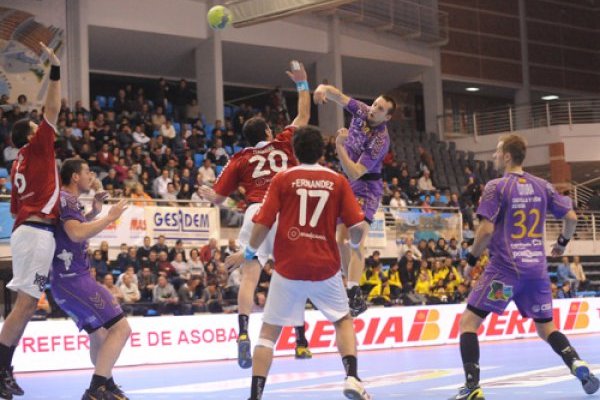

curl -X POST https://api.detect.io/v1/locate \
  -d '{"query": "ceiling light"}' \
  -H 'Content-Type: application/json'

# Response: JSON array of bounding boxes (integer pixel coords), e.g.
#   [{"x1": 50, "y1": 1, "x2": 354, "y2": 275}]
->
[
  {"x1": 465, "y1": 87, "x2": 480, "y2": 92},
  {"x1": 541, "y1": 95, "x2": 559, "y2": 100}
]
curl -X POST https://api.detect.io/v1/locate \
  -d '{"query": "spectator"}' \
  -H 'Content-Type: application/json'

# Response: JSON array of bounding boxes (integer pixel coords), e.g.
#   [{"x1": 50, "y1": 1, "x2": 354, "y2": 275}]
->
[
  {"x1": 188, "y1": 249, "x2": 205, "y2": 278},
  {"x1": 161, "y1": 119, "x2": 177, "y2": 143},
  {"x1": 152, "y1": 106, "x2": 167, "y2": 130},
  {"x1": 463, "y1": 176, "x2": 482, "y2": 207},
  {"x1": 173, "y1": 79, "x2": 192, "y2": 121},
  {"x1": 556, "y1": 256, "x2": 576, "y2": 287},
  {"x1": 415, "y1": 271, "x2": 432, "y2": 297},
  {"x1": 3, "y1": 144, "x2": 18, "y2": 167},
  {"x1": 200, "y1": 279, "x2": 224, "y2": 313},
  {"x1": 131, "y1": 183, "x2": 154, "y2": 206},
  {"x1": 447, "y1": 238, "x2": 460, "y2": 262},
  {"x1": 162, "y1": 182, "x2": 179, "y2": 205},
  {"x1": 153, "y1": 275, "x2": 179, "y2": 314},
  {"x1": 158, "y1": 251, "x2": 177, "y2": 278},
  {"x1": 418, "y1": 145, "x2": 434, "y2": 174},
  {"x1": 96, "y1": 143, "x2": 115, "y2": 171},
  {"x1": 398, "y1": 237, "x2": 421, "y2": 260},
  {"x1": 172, "y1": 252, "x2": 191, "y2": 281},
  {"x1": 133, "y1": 125, "x2": 151, "y2": 145},
  {"x1": 406, "y1": 178, "x2": 421, "y2": 203},
  {"x1": 570, "y1": 256, "x2": 587, "y2": 291},
  {"x1": 207, "y1": 139, "x2": 230, "y2": 166},
  {"x1": 200, "y1": 238, "x2": 218, "y2": 264},
  {"x1": 558, "y1": 281, "x2": 574, "y2": 299},
  {"x1": 420, "y1": 195, "x2": 433, "y2": 214},
  {"x1": 431, "y1": 192, "x2": 446, "y2": 208},
  {"x1": 386, "y1": 263, "x2": 402, "y2": 300},
  {"x1": 102, "y1": 168, "x2": 122, "y2": 190},
  {"x1": 452, "y1": 283, "x2": 469, "y2": 303},
  {"x1": 462, "y1": 223, "x2": 475, "y2": 245},
  {"x1": 198, "y1": 159, "x2": 216, "y2": 186},
  {"x1": 226, "y1": 266, "x2": 241, "y2": 300},
  {"x1": 138, "y1": 266, "x2": 157, "y2": 301},
  {"x1": 418, "y1": 170, "x2": 436, "y2": 193},
  {"x1": 178, "y1": 277, "x2": 205, "y2": 314},
  {"x1": 389, "y1": 190, "x2": 407, "y2": 210},
  {"x1": 115, "y1": 243, "x2": 130, "y2": 271},
  {"x1": 90, "y1": 250, "x2": 108, "y2": 277},
  {"x1": 168, "y1": 239, "x2": 187, "y2": 262},
  {"x1": 103, "y1": 275, "x2": 124, "y2": 304},
  {"x1": 365, "y1": 251, "x2": 381, "y2": 269},
  {"x1": 153, "y1": 169, "x2": 172, "y2": 197},
  {"x1": 137, "y1": 236, "x2": 153, "y2": 261},
  {"x1": 151, "y1": 235, "x2": 169, "y2": 254},
  {"x1": 223, "y1": 239, "x2": 239, "y2": 258},
  {"x1": 119, "y1": 273, "x2": 141, "y2": 304},
  {"x1": 186, "y1": 99, "x2": 202, "y2": 122},
  {"x1": 117, "y1": 265, "x2": 139, "y2": 286}
]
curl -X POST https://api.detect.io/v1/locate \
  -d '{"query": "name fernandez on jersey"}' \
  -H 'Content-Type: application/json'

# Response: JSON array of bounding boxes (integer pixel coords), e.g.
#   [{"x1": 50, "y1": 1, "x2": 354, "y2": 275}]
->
[{"x1": 291, "y1": 179, "x2": 334, "y2": 190}]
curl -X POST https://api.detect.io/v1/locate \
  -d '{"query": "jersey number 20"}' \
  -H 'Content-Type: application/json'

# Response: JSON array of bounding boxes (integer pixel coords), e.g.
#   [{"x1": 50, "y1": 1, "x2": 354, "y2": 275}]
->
[{"x1": 249, "y1": 150, "x2": 288, "y2": 179}]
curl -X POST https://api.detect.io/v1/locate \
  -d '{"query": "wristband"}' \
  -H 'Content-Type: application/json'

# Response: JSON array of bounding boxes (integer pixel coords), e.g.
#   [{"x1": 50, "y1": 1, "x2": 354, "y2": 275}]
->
[
  {"x1": 244, "y1": 246, "x2": 257, "y2": 261},
  {"x1": 50, "y1": 65, "x2": 60, "y2": 81},
  {"x1": 466, "y1": 253, "x2": 479, "y2": 267},
  {"x1": 296, "y1": 80, "x2": 309, "y2": 92},
  {"x1": 557, "y1": 234, "x2": 570, "y2": 247}
]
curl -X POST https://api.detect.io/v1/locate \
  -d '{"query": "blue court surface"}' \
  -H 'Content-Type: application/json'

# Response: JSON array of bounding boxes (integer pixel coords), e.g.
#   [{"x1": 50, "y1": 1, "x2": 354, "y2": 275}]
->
[{"x1": 15, "y1": 334, "x2": 600, "y2": 400}]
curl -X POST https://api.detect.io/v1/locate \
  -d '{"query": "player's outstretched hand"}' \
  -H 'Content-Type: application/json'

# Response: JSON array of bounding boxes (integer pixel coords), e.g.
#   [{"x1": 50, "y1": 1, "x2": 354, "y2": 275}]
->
[
  {"x1": 336, "y1": 127, "x2": 349, "y2": 146},
  {"x1": 39, "y1": 42, "x2": 60, "y2": 66},
  {"x1": 224, "y1": 251, "x2": 245, "y2": 272},
  {"x1": 286, "y1": 60, "x2": 307, "y2": 83},
  {"x1": 198, "y1": 185, "x2": 218, "y2": 204},
  {"x1": 313, "y1": 84, "x2": 328, "y2": 104},
  {"x1": 92, "y1": 192, "x2": 110, "y2": 215},
  {"x1": 107, "y1": 199, "x2": 128, "y2": 222},
  {"x1": 551, "y1": 242, "x2": 566, "y2": 257}
]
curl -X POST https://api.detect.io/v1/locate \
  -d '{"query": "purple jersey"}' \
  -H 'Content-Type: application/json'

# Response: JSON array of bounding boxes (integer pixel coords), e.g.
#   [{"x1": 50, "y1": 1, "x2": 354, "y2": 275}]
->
[
  {"x1": 52, "y1": 190, "x2": 89, "y2": 278},
  {"x1": 344, "y1": 99, "x2": 390, "y2": 221},
  {"x1": 477, "y1": 172, "x2": 572, "y2": 278}
]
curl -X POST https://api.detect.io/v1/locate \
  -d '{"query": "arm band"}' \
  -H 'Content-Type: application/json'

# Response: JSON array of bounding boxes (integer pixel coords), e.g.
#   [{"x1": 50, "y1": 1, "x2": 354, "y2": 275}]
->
[
  {"x1": 244, "y1": 246, "x2": 257, "y2": 261},
  {"x1": 50, "y1": 65, "x2": 60, "y2": 81},
  {"x1": 296, "y1": 81, "x2": 309, "y2": 92},
  {"x1": 557, "y1": 234, "x2": 570, "y2": 247}
]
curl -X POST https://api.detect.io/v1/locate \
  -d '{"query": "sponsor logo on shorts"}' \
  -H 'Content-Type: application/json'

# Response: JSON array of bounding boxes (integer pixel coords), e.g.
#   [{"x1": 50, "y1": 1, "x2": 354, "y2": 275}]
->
[
  {"x1": 531, "y1": 303, "x2": 552, "y2": 313},
  {"x1": 487, "y1": 280, "x2": 513, "y2": 301},
  {"x1": 33, "y1": 273, "x2": 48, "y2": 292}
]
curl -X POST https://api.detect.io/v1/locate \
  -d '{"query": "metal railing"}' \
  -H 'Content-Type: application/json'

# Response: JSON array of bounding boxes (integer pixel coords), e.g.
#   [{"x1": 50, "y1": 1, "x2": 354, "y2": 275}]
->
[
  {"x1": 331, "y1": 0, "x2": 449, "y2": 46},
  {"x1": 440, "y1": 98, "x2": 600, "y2": 138}
]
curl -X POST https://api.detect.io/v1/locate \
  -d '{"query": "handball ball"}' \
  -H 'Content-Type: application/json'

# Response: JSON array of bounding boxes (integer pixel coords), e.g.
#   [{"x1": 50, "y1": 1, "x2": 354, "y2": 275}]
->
[{"x1": 207, "y1": 5, "x2": 232, "y2": 30}]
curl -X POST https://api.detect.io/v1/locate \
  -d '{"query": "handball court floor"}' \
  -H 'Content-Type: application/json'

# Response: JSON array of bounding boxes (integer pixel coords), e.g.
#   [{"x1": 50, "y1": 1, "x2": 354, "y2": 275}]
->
[{"x1": 15, "y1": 334, "x2": 600, "y2": 400}]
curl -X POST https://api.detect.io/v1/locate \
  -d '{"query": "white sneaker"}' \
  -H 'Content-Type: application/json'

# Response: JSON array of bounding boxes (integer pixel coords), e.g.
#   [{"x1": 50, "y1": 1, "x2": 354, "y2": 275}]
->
[{"x1": 343, "y1": 376, "x2": 371, "y2": 400}]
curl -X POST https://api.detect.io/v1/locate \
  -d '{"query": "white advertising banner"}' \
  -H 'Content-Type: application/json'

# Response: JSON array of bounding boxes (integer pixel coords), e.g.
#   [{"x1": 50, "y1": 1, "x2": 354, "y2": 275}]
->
[
  {"x1": 7, "y1": 298, "x2": 599, "y2": 373},
  {"x1": 89, "y1": 206, "x2": 148, "y2": 247}
]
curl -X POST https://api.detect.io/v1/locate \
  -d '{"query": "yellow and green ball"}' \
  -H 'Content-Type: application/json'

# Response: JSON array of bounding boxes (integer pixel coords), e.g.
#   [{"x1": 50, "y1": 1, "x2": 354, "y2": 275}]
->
[{"x1": 207, "y1": 5, "x2": 232, "y2": 30}]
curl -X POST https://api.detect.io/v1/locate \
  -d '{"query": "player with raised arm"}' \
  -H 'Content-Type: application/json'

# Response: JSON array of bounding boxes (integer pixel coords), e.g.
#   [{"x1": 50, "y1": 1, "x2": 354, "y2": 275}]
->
[
  {"x1": 450, "y1": 134, "x2": 599, "y2": 400},
  {"x1": 0, "y1": 43, "x2": 61, "y2": 399},
  {"x1": 240, "y1": 125, "x2": 370, "y2": 400},
  {"x1": 313, "y1": 84, "x2": 395, "y2": 316},
  {"x1": 51, "y1": 159, "x2": 131, "y2": 400},
  {"x1": 199, "y1": 60, "x2": 313, "y2": 368}
]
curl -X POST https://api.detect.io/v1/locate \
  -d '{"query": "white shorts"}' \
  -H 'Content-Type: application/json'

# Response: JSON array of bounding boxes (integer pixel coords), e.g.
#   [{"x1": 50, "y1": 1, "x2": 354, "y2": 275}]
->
[
  {"x1": 263, "y1": 270, "x2": 350, "y2": 327},
  {"x1": 238, "y1": 203, "x2": 277, "y2": 266},
  {"x1": 9, "y1": 224, "x2": 56, "y2": 299}
]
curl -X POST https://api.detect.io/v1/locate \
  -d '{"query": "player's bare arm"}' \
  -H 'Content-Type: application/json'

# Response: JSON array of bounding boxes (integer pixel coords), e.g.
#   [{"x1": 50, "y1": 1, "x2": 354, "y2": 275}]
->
[
  {"x1": 552, "y1": 210, "x2": 577, "y2": 257},
  {"x1": 287, "y1": 60, "x2": 311, "y2": 127},
  {"x1": 313, "y1": 84, "x2": 351, "y2": 107},
  {"x1": 469, "y1": 218, "x2": 494, "y2": 259},
  {"x1": 198, "y1": 185, "x2": 227, "y2": 206},
  {"x1": 335, "y1": 128, "x2": 367, "y2": 181},
  {"x1": 39, "y1": 42, "x2": 61, "y2": 125},
  {"x1": 224, "y1": 223, "x2": 271, "y2": 270},
  {"x1": 64, "y1": 200, "x2": 127, "y2": 243}
]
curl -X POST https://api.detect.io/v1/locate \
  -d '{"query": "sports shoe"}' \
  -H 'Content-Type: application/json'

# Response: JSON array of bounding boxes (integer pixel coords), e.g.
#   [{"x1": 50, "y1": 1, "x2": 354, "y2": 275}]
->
[
  {"x1": 237, "y1": 333, "x2": 252, "y2": 369},
  {"x1": 347, "y1": 287, "x2": 367, "y2": 317},
  {"x1": 449, "y1": 385, "x2": 485, "y2": 400},
  {"x1": 572, "y1": 360, "x2": 600, "y2": 395},
  {"x1": 0, "y1": 366, "x2": 22, "y2": 396},
  {"x1": 295, "y1": 346, "x2": 313, "y2": 360},
  {"x1": 106, "y1": 383, "x2": 129, "y2": 400},
  {"x1": 343, "y1": 376, "x2": 371, "y2": 400},
  {"x1": 81, "y1": 385, "x2": 123, "y2": 400}
]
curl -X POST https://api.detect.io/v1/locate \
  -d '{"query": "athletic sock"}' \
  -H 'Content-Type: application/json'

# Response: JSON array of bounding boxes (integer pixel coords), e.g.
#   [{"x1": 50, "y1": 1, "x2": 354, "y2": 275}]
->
[
  {"x1": 239, "y1": 314, "x2": 249, "y2": 336},
  {"x1": 295, "y1": 325, "x2": 308, "y2": 348},
  {"x1": 460, "y1": 332, "x2": 480, "y2": 389},
  {"x1": 342, "y1": 355, "x2": 359, "y2": 380},
  {"x1": 547, "y1": 331, "x2": 580, "y2": 370},
  {"x1": 250, "y1": 375, "x2": 266, "y2": 400},
  {"x1": 347, "y1": 281, "x2": 359, "y2": 289},
  {"x1": 8, "y1": 346, "x2": 15, "y2": 367},
  {"x1": 89, "y1": 374, "x2": 107, "y2": 391},
  {"x1": 0, "y1": 344, "x2": 11, "y2": 369}
]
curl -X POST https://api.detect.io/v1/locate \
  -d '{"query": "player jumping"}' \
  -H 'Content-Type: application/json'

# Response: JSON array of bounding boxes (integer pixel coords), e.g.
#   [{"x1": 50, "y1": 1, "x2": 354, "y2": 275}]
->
[
  {"x1": 0, "y1": 43, "x2": 61, "y2": 399},
  {"x1": 51, "y1": 159, "x2": 131, "y2": 400},
  {"x1": 238, "y1": 125, "x2": 370, "y2": 400},
  {"x1": 313, "y1": 85, "x2": 395, "y2": 316},
  {"x1": 199, "y1": 60, "x2": 312, "y2": 368},
  {"x1": 451, "y1": 134, "x2": 599, "y2": 400}
]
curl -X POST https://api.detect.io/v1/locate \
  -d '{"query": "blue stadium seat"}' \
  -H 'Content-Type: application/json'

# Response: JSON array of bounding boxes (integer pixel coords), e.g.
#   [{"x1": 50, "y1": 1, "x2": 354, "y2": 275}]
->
[
  {"x1": 173, "y1": 122, "x2": 181, "y2": 135},
  {"x1": 166, "y1": 103, "x2": 173, "y2": 117},
  {"x1": 153, "y1": 130, "x2": 160, "y2": 138},
  {"x1": 194, "y1": 153, "x2": 205, "y2": 167},
  {"x1": 216, "y1": 165, "x2": 224, "y2": 176},
  {"x1": 5, "y1": 182, "x2": 11, "y2": 192},
  {"x1": 0, "y1": 168, "x2": 8, "y2": 178},
  {"x1": 225, "y1": 146, "x2": 233, "y2": 155},
  {"x1": 224, "y1": 106, "x2": 232, "y2": 119},
  {"x1": 234, "y1": 145, "x2": 243, "y2": 153},
  {"x1": 107, "y1": 96, "x2": 116, "y2": 109}
]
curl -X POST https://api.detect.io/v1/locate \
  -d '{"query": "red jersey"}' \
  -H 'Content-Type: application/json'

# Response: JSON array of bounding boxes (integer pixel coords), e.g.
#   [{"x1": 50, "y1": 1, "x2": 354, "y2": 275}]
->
[
  {"x1": 213, "y1": 126, "x2": 297, "y2": 203},
  {"x1": 10, "y1": 118, "x2": 60, "y2": 230},
  {"x1": 253, "y1": 164, "x2": 364, "y2": 281}
]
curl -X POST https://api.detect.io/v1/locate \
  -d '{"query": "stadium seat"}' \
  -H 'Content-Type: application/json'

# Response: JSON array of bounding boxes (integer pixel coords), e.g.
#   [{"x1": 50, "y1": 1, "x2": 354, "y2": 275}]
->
[
  {"x1": 0, "y1": 168, "x2": 8, "y2": 178},
  {"x1": 173, "y1": 122, "x2": 181, "y2": 134},
  {"x1": 194, "y1": 153, "x2": 205, "y2": 167},
  {"x1": 216, "y1": 165, "x2": 224, "y2": 176},
  {"x1": 225, "y1": 146, "x2": 233, "y2": 155},
  {"x1": 95, "y1": 95, "x2": 107, "y2": 110},
  {"x1": 107, "y1": 96, "x2": 116, "y2": 109},
  {"x1": 234, "y1": 145, "x2": 243, "y2": 153}
]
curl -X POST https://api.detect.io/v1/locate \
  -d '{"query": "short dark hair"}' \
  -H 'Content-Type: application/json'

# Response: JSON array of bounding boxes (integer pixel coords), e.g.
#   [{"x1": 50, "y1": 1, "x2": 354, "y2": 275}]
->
[
  {"x1": 380, "y1": 95, "x2": 397, "y2": 116},
  {"x1": 11, "y1": 118, "x2": 32, "y2": 149},
  {"x1": 242, "y1": 117, "x2": 269, "y2": 146},
  {"x1": 293, "y1": 126, "x2": 324, "y2": 164},
  {"x1": 500, "y1": 134, "x2": 527, "y2": 165},
  {"x1": 60, "y1": 158, "x2": 87, "y2": 185}
]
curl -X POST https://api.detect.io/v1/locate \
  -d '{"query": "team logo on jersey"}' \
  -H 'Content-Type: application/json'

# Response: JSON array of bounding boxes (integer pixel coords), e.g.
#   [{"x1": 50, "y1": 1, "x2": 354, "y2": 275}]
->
[
  {"x1": 33, "y1": 273, "x2": 48, "y2": 292},
  {"x1": 517, "y1": 183, "x2": 534, "y2": 196},
  {"x1": 57, "y1": 249, "x2": 73, "y2": 271},
  {"x1": 288, "y1": 227, "x2": 300, "y2": 241},
  {"x1": 487, "y1": 280, "x2": 513, "y2": 301}
]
